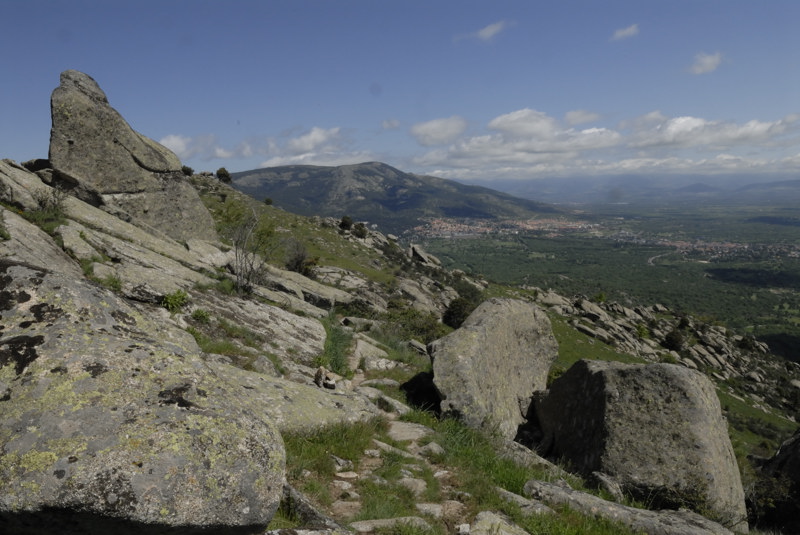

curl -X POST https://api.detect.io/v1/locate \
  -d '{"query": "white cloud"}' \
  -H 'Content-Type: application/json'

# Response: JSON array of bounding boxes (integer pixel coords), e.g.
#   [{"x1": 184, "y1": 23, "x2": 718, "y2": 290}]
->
[
  {"x1": 565, "y1": 109, "x2": 601, "y2": 126},
  {"x1": 477, "y1": 21, "x2": 507, "y2": 41},
  {"x1": 455, "y1": 20, "x2": 511, "y2": 43},
  {"x1": 488, "y1": 108, "x2": 558, "y2": 138},
  {"x1": 382, "y1": 119, "x2": 400, "y2": 130},
  {"x1": 286, "y1": 126, "x2": 342, "y2": 154},
  {"x1": 160, "y1": 134, "x2": 192, "y2": 158},
  {"x1": 690, "y1": 51, "x2": 723, "y2": 74},
  {"x1": 611, "y1": 23, "x2": 639, "y2": 41},
  {"x1": 629, "y1": 113, "x2": 796, "y2": 149},
  {"x1": 411, "y1": 116, "x2": 468, "y2": 146},
  {"x1": 410, "y1": 108, "x2": 799, "y2": 180},
  {"x1": 159, "y1": 133, "x2": 244, "y2": 161}
]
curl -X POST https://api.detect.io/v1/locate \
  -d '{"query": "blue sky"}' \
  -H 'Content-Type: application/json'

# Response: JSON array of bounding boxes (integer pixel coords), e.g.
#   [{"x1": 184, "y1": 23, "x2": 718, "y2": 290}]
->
[{"x1": 2, "y1": 0, "x2": 798, "y2": 183}]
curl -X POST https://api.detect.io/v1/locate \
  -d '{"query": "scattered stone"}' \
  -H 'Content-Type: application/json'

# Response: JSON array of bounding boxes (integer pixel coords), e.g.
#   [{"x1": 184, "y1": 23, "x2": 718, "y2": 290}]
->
[
  {"x1": 470, "y1": 511, "x2": 530, "y2": 535},
  {"x1": 349, "y1": 516, "x2": 431, "y2": 533},
  {"x1": 387, "y1": 421, "x2": 434, "y2": 443},
  {"x1": 420, "y1": 442, "x2": 446, "y2": 457},
  {"x1": 415, "y1": 503, "x2": 443, "y2": 518},
  {"x1": 398, "y1": 477, "x2": 427, "y2": 496}
]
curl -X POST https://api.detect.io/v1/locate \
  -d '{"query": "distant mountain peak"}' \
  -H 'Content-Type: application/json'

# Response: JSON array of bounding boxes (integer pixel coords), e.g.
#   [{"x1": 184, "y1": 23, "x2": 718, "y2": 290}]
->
[{"x1": 231, "y1": 162, "x2": 558, "y2": 234}]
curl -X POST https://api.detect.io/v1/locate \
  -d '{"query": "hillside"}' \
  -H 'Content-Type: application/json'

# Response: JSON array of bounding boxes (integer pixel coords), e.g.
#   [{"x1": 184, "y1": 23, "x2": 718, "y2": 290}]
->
[
  {"x1": 3, "y1": 70, "x2": 800, "y2": 535},
  {"x1": 231, "y1": 162, "x2": 560, "y2": 235}
]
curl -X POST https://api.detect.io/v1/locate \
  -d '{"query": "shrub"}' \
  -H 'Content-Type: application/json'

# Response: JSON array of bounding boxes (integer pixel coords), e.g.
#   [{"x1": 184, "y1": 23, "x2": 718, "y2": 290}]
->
[
  {"x1": 191, "y1": 308, "x2": 211, "y2": 323},
  {"x1": 25, "y1": 185, "x2": 69, "y2": 235},
  {"x1": 352, "y1": 222, "x2": 368, "y2": 239},
  {"x1": 162, "y1": 289, "x2": 189, "y2": 313},
  {"x1": 284, "y1": 238, "x2": 319, "y2": 277},
  {"x1": 442, "y1": 296, "x2": 474, "y2": 328},
  {"x1": 217, "y1": 199, "x2": 276, "y2": 293},
  {"x1": 181, "y1": 165, "x2": 194, "y2": 176},
  {"x1": 339, "y1": 215, "x2": 353, "y2": 231},
  {"x1": 216, "y1": 167, "x2": 231, "y2": 182},
  {"x1": 662, "y1": 328, "x2": 684, "y2": 351},
  {"x1": 382, "y1": 306, "x2": 450, "y2": 344},
  {"x1": 0, "y1": 210, "x2": 10, "y2": 241}
]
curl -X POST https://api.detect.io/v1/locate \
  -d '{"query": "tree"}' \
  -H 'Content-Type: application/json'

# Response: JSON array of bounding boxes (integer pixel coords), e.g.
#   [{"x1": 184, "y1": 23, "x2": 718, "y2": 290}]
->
[
  {"x1": 181, "y1": 165, "x2": 194, "y2": 176},
  {"x1": 663, "y1": 328, "x2": 685, "y2": 351},
  {"x1": 218, "y1": 199, "x2": 275, "y2": 293},
  {"x1": 216, "y1": 167, "x2": 231, "y2": 183},
  {"x1": 352, "y1": 222, "x2": 368, "y2": 239},
  {"x1": 339, "y1": 215, "x2": 353, "y2": 231},
  {"x1": 284, "y1": 238, "x2": 319, "y2": 278}
]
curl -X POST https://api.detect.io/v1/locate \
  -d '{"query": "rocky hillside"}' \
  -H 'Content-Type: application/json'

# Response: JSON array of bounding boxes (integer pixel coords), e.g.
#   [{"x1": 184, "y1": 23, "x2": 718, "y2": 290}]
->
[
  {"x1": 231, "y1": 162, "x2": 559, "y2": 236},
  {"x1": 1, "y1": 70, "x2": 799, "y2": 535}
]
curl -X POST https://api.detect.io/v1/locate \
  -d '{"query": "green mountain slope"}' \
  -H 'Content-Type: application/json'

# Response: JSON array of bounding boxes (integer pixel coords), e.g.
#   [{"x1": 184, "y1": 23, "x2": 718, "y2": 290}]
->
[{"x1": 231, "y1": 161, "x2": 559, "y2": 235}]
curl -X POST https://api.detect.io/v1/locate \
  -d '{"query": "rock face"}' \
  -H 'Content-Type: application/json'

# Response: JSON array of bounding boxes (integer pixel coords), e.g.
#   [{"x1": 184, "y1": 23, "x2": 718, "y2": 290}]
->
[
  {"x1": 535, "y1": 360, "x2": 748, "y2": 533},
  {"x1": 429, "y1": 298, "x2": 558, "y2": 439},
  {"x1": 759, "y1": 429, "x2": 800, "y2": 532},
  {"x1": 49, "y1": 70, "x2": 216, "y2": 242},
  {"x1": 0, "y1": 261, "x2": 285, "y2": 534}
]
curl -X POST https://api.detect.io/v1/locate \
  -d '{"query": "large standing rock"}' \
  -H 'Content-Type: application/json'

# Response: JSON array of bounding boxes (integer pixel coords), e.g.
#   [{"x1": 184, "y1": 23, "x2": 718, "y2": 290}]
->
[
  {"x1": 0, "y1": 261, "x2": 284, "y2": 534},
  {"x1": 429, "y1": 298, "x2": 558, "y2": 439},
  {"x1": 534, "y1": 359, "x2": 748, "y2": 533},
  {"x1": 48, "y1": 70, "x2": 217, "y2": 242}
]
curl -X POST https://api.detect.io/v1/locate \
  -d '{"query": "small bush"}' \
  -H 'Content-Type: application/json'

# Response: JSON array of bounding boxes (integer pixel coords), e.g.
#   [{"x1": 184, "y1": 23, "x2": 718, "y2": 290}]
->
[
  {"x1": 662, "y1": 328, "x2": 684, "y2": 351},
  {"x1": 99, "y1": 274, "x2": 122, "y2": 292},
  {"x1": 181, "y1": 165, "x2": 194, "y2": 176},
  {"x1": 162, "y1": 289, "x2": 189, "y2": 313},
  {"x1": 339, "y1": 215, "x2": 354, "y2": 231},
  {"x1": 0, "y1": 210, "x2": 10, "y2": 241},
  {"x1": 216, "y1": 167, "x2": 231, "y2": 182},
  {"x1": 24, "y1": 185, "x2": 69, "y2": 235},
  {"x1": 191, "y1": 308, "x2": 211, "y2": 323},
  {"x1": 352, "y1": 222, "x2": 368, "y2": 239}
]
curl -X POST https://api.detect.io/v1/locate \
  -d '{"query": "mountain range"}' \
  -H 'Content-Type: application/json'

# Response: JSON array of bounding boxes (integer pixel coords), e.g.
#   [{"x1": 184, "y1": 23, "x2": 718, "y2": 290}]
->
[
  {"x1": 231, "y1": 162, "x2": 559, "y2": 235},
  {"x1": 476, "y1": 174, "x2": 800, "y2": 205}
]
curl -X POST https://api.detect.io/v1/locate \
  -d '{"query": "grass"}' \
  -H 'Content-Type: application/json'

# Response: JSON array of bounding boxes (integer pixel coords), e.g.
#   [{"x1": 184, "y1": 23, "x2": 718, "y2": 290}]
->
[
  {"x1": 280, "y1": 409, "x2": 642, "y2": 535},
  {"x1": 315, "y1": 314, "x2": 354, "y2": 376}
]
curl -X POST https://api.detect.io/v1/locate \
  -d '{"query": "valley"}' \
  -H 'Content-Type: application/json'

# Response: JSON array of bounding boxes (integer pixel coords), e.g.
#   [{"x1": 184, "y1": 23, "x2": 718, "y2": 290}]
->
[{"x1": 416, "y1": 203, "x2": 800, "y2": 362}]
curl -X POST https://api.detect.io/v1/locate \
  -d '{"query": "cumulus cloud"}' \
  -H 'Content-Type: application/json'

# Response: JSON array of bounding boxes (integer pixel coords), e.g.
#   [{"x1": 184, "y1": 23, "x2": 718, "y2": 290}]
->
[
  {"x1": 286, "y1": 126, "x2": 342, "y2": 154},
  {"x1": 411, "y1": 116, "x2": 468, "y2": 146},
  {"x1": 690, "y1": 51, "x2": 723, "y2": 74},
  {"x1": 565, "y1": 109, "x2": 601, "y2": 126},
  {"x1": 382, "y1": 119, "x2": 400, "y2": 130},
  {"x1": 611, "y1": 23, "x2": 639, "y2": 41},
  {"x1": 488, "y1": 108, "x2": 558, "y2": 138},
  {"x1": 159, "y1": 133, "x2": 249, "y2": 161},
  {"x1": 629, "y1": 112, "x2": 796, "y2": 149},
  {"x1": 410, "y1": 108, "x2": 799, "y2": 180}
]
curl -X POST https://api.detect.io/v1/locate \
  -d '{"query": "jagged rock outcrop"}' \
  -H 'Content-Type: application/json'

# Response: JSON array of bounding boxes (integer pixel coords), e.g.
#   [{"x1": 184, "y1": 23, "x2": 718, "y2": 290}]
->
[
  {"x1": 0, "y1": 207, "x2": 82, "y2": 278},
  {"x1": 0, "y1": 261, "x2": 285, "y2": 534},
  {"x1": 534, "y1": 359, "x2": 748, "y2": 532},
  {"x1": 428, "y1": 298, "x2": 558, "y2": 439},
  {"x1": 48, "y1": 70, "x2": 216, "y2": 242}
]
